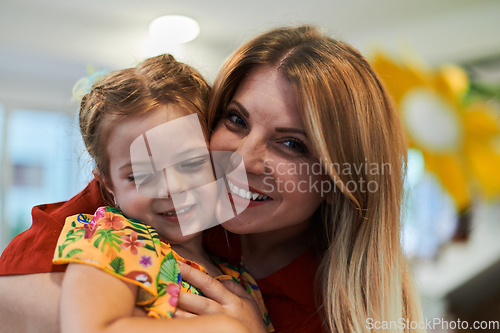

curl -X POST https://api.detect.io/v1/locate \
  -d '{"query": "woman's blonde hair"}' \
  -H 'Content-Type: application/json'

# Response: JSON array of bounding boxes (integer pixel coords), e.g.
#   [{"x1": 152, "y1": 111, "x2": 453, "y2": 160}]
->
[
  {"x1": 79, "y1": 54, "x2": 211, "y2": 203},
  {"x1": 208, "y1": 26, "x2": 423, "y2": 333}
]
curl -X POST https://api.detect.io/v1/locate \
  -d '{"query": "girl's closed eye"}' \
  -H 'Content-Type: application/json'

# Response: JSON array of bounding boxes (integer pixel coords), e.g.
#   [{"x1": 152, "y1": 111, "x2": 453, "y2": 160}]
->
[
  {"x1": 127, "y1": 173, "x2": 154, "y2": 184},
  {"x1": 178, "y1": 156, "x2": 209, "y2": 173}
]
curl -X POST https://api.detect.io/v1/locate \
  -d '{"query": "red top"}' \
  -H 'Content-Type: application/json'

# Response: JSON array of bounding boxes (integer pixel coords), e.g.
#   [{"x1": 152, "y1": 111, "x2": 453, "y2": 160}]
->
[{"x1": 0, "y1": 179, "x2": 325, "y2": 332}]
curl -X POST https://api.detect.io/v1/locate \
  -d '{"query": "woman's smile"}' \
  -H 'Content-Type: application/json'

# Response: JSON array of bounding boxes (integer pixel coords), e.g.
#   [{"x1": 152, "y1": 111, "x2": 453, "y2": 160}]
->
[{"x1": 225, "y1": 176, "x2": 272, "y2": 209}]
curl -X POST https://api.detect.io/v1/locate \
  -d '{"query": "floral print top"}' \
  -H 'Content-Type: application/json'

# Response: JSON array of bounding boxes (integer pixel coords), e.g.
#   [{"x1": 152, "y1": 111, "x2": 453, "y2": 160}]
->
[{"x1": 53, "y1": 206, "x2": 273, "y2": 331}]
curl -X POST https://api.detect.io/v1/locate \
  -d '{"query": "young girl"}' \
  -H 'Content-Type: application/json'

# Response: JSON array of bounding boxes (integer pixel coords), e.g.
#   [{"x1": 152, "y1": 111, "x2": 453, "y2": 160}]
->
[{"x1": 52, "y1": 54, "x2": 272, "y2": 333}]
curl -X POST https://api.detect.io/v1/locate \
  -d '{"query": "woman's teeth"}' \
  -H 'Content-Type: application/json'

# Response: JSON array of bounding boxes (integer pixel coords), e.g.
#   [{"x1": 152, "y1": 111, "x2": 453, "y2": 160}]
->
[
  {"x1": 161, "y1": 205, "x2": 194, "y2": 216},
  {"x1": 227, "y1": 180, "x2": 268, "y2": 201}
]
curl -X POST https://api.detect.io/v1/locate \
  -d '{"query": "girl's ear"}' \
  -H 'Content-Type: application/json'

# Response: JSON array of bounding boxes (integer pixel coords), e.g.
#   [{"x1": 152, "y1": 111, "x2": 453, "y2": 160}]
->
[
  {"x1": 92, "y1": 168, "x2": 101, "y2": 182},
  {"x1": 93, "y1": 168, "x2": 114, "y2": 197}
]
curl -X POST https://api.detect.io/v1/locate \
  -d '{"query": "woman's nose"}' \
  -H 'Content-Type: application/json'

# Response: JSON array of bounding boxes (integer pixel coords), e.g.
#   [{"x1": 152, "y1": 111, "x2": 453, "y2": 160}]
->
[{"x1": 234, "y1": 134, "x2": 267, "y2": 175}]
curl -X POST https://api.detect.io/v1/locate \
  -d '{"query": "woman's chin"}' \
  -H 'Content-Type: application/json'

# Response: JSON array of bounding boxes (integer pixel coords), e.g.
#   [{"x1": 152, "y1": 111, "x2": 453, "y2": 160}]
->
[{"x1": 220, "y1": 215, "x2": 256, "y2": 234}]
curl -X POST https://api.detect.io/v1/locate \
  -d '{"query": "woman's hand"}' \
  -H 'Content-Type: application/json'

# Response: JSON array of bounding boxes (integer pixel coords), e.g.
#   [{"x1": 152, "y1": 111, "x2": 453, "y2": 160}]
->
[{"x1": 176, "y1": 262, "x2": 268, "y2": 333}]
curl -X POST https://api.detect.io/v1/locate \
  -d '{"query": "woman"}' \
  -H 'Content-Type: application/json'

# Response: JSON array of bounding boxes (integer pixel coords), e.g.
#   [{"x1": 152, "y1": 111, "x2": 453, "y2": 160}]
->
[{"x1": 0, "y1": 26, "x2": 423, "y2": 332}]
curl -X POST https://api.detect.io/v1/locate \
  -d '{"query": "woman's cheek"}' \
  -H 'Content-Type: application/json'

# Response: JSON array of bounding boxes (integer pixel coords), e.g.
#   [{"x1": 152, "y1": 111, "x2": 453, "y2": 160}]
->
[
  {"x1": 267, "y1": 161, "x2": 297, "y2": 195},
  {"x1": 209, "y1": 125, "x2": 232, "y2": 151},
  {"x1": 274, "y1": 161, "x2": 327, "y2": 203}
]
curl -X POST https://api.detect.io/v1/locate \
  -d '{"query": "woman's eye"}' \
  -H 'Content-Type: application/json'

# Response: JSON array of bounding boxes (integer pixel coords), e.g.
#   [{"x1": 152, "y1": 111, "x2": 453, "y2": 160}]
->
[
  {"x1": 282, "y1": 139, "x2": 308, "y2": 154},
  {"x1": 229, "y1": 115, "x2": 245, "y2": 126},
  {"x1": 225, "y1": 109, "x2": 247, "y2": 128}
]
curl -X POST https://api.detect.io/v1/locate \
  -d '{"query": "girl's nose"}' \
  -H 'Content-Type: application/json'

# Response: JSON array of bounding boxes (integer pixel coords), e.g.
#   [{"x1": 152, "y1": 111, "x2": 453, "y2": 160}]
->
[
  {"x1": 163, "y1": 168, "x2": 189, "y2": 197},
  {"x1": 157, "y1": 169, "x2": 171, "y2": 198}
]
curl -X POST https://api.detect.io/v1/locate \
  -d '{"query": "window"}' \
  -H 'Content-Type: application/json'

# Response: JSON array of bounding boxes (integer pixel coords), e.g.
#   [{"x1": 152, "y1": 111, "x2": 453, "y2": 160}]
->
[
  {"x1": 0, "y1": 108, "x2": 91, "y2": 251},
  {"x1": 402, "y1": 148, "x2": 458, "y2": 258}
]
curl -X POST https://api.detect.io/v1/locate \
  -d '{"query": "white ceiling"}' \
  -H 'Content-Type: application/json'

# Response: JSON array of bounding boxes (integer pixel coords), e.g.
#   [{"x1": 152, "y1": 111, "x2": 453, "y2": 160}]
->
[{"x1": 1, "y1": 0, "x2": 499, "y2": 112}]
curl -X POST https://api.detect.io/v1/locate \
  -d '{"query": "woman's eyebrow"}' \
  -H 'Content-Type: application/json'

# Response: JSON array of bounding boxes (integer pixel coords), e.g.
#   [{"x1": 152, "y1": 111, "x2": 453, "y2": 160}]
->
[
  {"x1": 231, "y1": 100, "x2": 250, "y2": 118},
  {"x1": 275, "y1": 127, "x2": 307, "y2": 136},
  {"x1": 230, "y1": 100, "x2": 306, "y2": 136}
]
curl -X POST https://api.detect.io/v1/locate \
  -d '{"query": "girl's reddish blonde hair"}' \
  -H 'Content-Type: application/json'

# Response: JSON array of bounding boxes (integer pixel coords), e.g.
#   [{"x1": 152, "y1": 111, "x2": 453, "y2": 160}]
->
[{"x1": 79, "y1": 54, "x2": 210, "y2": 203}]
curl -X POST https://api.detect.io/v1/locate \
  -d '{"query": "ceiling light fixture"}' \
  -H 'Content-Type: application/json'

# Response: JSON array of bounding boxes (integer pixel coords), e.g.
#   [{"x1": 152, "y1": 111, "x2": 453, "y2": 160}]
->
[{"x1": 148, "y1": 15, "x2": 200, "y2": 45}]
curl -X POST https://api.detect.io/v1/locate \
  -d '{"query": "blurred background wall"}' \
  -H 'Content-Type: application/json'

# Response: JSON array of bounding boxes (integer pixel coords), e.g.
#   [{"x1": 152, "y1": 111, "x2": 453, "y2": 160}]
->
[{"x1": 1, "y1": 0, "x2": 499, "y2": 331}]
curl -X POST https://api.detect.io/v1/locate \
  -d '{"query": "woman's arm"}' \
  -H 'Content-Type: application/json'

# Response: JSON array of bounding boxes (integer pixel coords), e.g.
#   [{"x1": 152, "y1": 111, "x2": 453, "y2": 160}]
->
[
  {"x1": 61, "y1": 263, "x2": 249, "y2": 333},
  {"x1": 0, "y1": 272, "x2": 154, "y2": 333},
  {"x1": 0, "y1": 272, "x2": 64, "y2": 333}
]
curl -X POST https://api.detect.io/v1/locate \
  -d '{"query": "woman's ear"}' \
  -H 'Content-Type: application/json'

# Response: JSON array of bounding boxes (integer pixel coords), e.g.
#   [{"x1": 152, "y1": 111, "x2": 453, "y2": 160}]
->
[
  {"x1": 326, "y1": 193, "x2": 333, "y2": 205},
  {"x1": 321, "y1": 179, "x2": 333, "y2": 204}
]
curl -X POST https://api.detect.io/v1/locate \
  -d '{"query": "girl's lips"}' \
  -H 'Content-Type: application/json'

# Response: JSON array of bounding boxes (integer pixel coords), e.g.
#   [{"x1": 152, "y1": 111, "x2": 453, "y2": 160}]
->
[{"x1": 158, "y1": 204, "x2": 196, "y2": 223}]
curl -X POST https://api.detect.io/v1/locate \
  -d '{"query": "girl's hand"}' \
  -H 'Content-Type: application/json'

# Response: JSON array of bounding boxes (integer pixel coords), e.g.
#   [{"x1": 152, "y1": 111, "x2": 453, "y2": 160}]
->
[
  {"x1": 62, "y1": 263, "x2": 249, "y2": 333},
  {"x1": 176, "y1": 262, "x2": 268, "y2": 333}
]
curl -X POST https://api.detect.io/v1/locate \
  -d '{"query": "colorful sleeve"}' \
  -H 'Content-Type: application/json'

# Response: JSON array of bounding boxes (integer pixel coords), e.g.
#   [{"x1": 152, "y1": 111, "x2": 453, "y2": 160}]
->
[
  {"x1": 213, "y1": 258, "x2": 274, "y2": 332},
  {"x1": 52, "y1": 206, "x2": 181, "y2": 319},
  {"x1": 239, "y1": 271, "x2": 274, "y2": 332}
]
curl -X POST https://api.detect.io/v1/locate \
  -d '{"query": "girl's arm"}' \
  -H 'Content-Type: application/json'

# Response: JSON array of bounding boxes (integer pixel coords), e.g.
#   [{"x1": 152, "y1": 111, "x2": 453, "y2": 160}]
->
[{"x1": 61, "y1": 263, "x2": 249, "y2": 333}]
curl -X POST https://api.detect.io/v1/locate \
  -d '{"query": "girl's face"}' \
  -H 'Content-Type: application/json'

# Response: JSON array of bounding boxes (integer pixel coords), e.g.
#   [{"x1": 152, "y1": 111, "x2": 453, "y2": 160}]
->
[
  {"x1": 210, "y1": 66, "x2": 329, "y2": 235},
  {"x1": 105, "y1": 105, "x2": 217, "y2": 244}
]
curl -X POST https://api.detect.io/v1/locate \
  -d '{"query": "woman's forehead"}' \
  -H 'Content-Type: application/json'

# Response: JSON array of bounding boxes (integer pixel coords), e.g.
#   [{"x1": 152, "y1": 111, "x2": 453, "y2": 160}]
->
[
  {"x1": 229, "y1": 67, "x2": 304, "y2": 130},
  {"x1": 235, "y1": 66, "x2": 297, "y2": 108}
]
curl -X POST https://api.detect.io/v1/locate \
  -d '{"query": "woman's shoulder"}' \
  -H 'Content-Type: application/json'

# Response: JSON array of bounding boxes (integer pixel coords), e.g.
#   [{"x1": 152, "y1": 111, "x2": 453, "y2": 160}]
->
[{"x1": 0, "y1": 179, "x2": 104, "y2": 276}]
